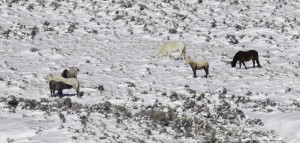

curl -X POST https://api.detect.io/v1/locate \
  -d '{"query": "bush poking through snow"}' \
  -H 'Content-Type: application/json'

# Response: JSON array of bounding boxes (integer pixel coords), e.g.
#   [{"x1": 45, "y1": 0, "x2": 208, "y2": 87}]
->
[
  {"x1": 2, "y1": 29, "x2": 11, "y2": 38},
  {"x1": 67, "y1": 23, "x2": 78, "y2": 33},
  {"x1": 138, "y1": 109, "x2": 171, "y2": 126},
  {"x1": 30, "y1": 26, "x2": 39, "y2": 39},
  {"x1": 30, "y1": 47, "x2": 39, "y2": 52},
  {"x1": 97, "y1": 85, "x2": 105, "y2": 91},
  {"x1": 126, "y1": 82, "x2": 136, "y2": 88},
  {"x1": 226, "y1": 34, "x2": 239, "y2": 44},
  {"x1": 7, "y1": 95, "x2": 19, "y2": 108},
  {"x1": 59, "y1": 112, "x2": 66, "y2": 123},
  {"x1": 0, "y1": 91, "x2": 285, "y2": 142}
]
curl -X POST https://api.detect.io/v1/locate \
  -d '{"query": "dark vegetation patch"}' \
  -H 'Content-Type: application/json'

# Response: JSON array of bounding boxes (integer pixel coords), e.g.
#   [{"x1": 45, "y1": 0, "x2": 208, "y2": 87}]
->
[{"x1": 0, "y1": 87, "x2": 286, "y2": 142}]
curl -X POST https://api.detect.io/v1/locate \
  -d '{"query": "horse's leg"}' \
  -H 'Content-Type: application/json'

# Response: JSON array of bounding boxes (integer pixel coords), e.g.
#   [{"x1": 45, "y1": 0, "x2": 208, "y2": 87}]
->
[
  {"x1": 180, "y1": 49, "x2": 186, "y2": 60},
  {"x1": 252, "y1": 59, "x2": 255, "y2": 68},
  {"x1": 239, "y1": 61, "x2": 242, "y2": 69},
  {"x1": 58, "y1": 89, "x2": 63, "y2": 98},
  {"x1": 204, "y1": 68, "x2": 209, "y2": 78},
  {"x1": 242, "y1": 62, "x2": 247, "y2": 69},
  {"x1": 183, "y1": 48, "x2": 186, "y2": 59},
  {"x1": 76, "y1": 86, "x2": 80, "y2": 98},
  {"x1": 166, "y1": 52, "x2": 171, "y2": 59},
  {"x1": 192, "y1": 68, "x2": 197, "y2": 78},
  {"x1": 180, "y1": 50, "x2": 183, "y2": 60},
  {"x1": 50, "y1": 89, "x2": 53, "y2": 97},
  {"x1": 256, "y1": 58, "x2": 261, "y2": 67}
]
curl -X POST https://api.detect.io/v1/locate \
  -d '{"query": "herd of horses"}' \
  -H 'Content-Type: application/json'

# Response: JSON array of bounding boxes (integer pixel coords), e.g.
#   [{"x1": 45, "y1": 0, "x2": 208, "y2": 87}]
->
[
  {"x1": 47, "y1": 41, "x2": 261, "y2": 98},
  {"x1": 158, "y1": 41, "x2": 261, "y2": 78},
  {"x1": 47, "y1": 67, "x2": 80, "y2": 98}
]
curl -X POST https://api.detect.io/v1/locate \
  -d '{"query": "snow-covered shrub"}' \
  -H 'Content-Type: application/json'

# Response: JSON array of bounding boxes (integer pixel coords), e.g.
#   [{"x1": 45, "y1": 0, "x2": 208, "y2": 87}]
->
[
  {"x1": 80, "y1": 115, "x2": 89, "y2": 127},
  {"x1": 113, "y1": 104, "x2": 132, "y2": 118},
  {"x1": 67, "y1": 22, "x2": 78, "y2": 33},
  {"x1": 30, "y1": 47, "x2": 38, "y2": 52},
  {"x1": 97, "y1": 85, "x2": 105, "y2": 91},
  {"x1": 7, "y1": 95, "x2": 19, "y2": 108},
  {"x1": 26, "y1": 3, "x2": 35, "y2": 11},
  {"x1": 49, "y1": 1, "x2": 61, "y2": 11},
  {"x1": 2, "y1": 29, "x2": 11, "y2": 38},
  {"x1": 169, "y1": 91, "x2": 180, "y2": 101},
  {"x1": 37, "y1": 0, "x2": 46, "y2": 7},
  {"x1": 138, "y1": 109, "x2": 172, "y2": 126},
  {"x1": 138, "y1": 4, "x2": 147, "y2": 11},
  {"x1": 169, "y1": 28, "x2": 177, "y2": 34},
  {"x1": 59, "y1": 112, "x2": 66, "y2": 123},
  {"x1": 30, "y1": 26, "x2": 39, "y2": 39},
  {"x1": 226, "y1": 34, "x2": 239, "y2": 44},
  {"x1": 119, "y1": 0, "x2": 134, "y2": 8},
  {"x1": 126, "y1": 82, "x2": 136, "y2": 87}
]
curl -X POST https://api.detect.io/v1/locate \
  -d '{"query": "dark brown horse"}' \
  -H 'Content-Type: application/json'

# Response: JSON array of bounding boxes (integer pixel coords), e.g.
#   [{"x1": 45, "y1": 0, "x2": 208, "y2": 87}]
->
[
  {"x1": 49, "y1": 80, "x2": 73, "y2": 97},
  {"x1": 231, "y1": 50, "x2": 261, "y2": 69}
]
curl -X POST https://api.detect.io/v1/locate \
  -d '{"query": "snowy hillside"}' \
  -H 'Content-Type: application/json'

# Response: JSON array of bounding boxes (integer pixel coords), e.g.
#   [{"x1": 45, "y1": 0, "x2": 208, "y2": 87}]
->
[{"x1": 1, "y1": 0, "x2": 300, "y2": 142}]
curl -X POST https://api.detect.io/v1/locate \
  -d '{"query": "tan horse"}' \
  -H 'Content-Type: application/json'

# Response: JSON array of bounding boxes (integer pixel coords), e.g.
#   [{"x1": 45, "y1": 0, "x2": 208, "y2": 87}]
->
[
  {"x1": 186, "y1": 56, "x2": 209, "y2": 78},
  {"x1": 231, "y1": 50, "x2": 261, "y2": 69},
  {"x1": 157, "y1": 41, "x2": 186, "y2": 60}
]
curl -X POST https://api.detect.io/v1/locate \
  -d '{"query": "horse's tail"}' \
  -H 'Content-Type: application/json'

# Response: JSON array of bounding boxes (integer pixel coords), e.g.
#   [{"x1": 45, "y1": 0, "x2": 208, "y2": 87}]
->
[
  {"x1": 182, "y1": 44, "x2": 187, "y2": 59},
  {"x1": 157, "y1": 52, "x2": 162, "y2": 59},
  {"x1": 252, "y1": 50, "x2": 261, "y2": 67},
  {"x1": 75, "y1": 80, "x2": 80, "y2": 97},
  {"x1": 157, "y1": 45, "x2": 165, "y2": 59},
  {"x1": 47, "y1": 74, "x2": 54, "y2": 81},
  {"x1": 204, "y1": 62, "x2": 209, "y2": 78},
  {"x1": 49, "y1": 81, "x2": 53, "y2": 96}
]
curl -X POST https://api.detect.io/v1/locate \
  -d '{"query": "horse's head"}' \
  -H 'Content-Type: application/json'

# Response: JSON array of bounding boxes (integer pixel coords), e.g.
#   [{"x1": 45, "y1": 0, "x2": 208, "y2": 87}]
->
[
  {"x1": 231, "y1": 61, "x2": 236, "y2": 67},
  {"x1": 71, "y1": 67, "x2": 80, "y2": 72},
  {"x1": 157, "y1": 52, "x2": 163, "y2": 59},
  {"x1": 157, "y1": 44, "x2": 167, "y2": 59},
  {"x1": 185, "y1": 56, "x2": 192, "y2": 64},
  {"x1": 47, "y1": 74, "x2": 54, "y2": 81}
]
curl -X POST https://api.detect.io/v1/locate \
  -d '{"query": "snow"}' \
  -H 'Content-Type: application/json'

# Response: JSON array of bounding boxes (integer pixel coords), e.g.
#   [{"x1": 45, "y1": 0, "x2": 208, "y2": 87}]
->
[{"x1": 1, "y1": 0, "x2": 300, "y2": 142}]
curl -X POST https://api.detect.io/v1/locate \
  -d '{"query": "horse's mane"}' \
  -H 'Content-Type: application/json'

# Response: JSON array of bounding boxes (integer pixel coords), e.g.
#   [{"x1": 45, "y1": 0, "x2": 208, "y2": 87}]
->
[
  {"x1": 68, "y1": 67, "x2": 80, "y2": 72},
  {"x1": 233, "y1": 51, "x2": 242, "y2": 62},
  {"x1": 232, "y1": 51, "x2": 241, "y2": 67}
]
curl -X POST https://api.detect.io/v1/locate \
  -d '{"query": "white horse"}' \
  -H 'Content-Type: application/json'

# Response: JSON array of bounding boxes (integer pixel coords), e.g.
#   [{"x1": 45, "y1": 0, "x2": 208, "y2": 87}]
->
[
  {"x1": 47, "y1": 74, "x2": 80, "y2": 97},
  {"x1": 157, "y1": 41, "x2": 186, "y2": 60},
  {"x1": 186, "y1": 56, "x2": 209, "y2": 78},
  {"x1": 61, "y1": 67, "x2": 80, "y2": 78}
]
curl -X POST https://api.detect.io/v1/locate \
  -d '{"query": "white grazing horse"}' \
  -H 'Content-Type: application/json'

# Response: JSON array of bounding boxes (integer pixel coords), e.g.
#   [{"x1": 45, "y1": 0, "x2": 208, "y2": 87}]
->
[
  {"x1": 157, "y1": 41, "x2": 186, "y2": 60},
  {"x1": 47, "y1": 74, "x2": 80, "y2": 97},
  {"x1": 186, "y1": 56, "x2": 209, "y2": 78}
]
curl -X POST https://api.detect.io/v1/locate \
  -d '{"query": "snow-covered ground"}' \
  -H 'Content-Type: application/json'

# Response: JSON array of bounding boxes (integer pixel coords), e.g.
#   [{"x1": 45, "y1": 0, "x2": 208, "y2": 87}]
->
[{"x1": 1, "y1": 0, "x2": 300, "y2": 142}]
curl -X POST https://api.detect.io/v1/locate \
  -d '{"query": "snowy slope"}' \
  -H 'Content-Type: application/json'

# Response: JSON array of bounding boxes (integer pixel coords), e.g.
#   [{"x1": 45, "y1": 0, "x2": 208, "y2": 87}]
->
[{"x1": 0, "y1": 0, "x2": 300, "y2": 142}]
